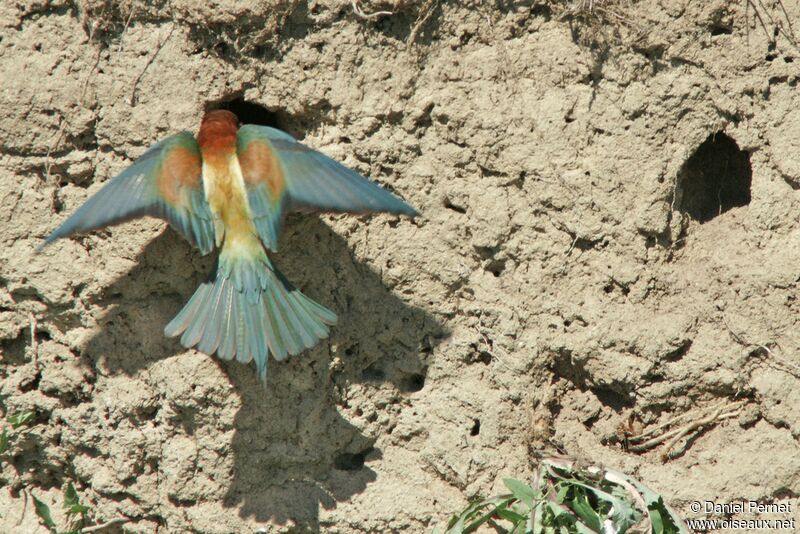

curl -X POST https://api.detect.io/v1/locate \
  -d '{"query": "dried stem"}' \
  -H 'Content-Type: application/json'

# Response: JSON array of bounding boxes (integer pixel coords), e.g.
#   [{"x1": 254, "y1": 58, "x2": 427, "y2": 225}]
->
[
  {"x1": 130, "y1": 24, "x2": 175, "y2": 106},
  {"x1": 81, "y1": 517, "x2": 130, "y2": 533},
  {"x1": 352, "y1": 0, "x2": 393, "y2": 20},
  {"x1": 626, "y1": 400, "x2": 745, "y2": 459}
]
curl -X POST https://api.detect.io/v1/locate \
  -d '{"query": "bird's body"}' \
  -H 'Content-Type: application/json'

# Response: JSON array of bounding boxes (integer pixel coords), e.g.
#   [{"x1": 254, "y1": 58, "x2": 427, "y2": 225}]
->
[
  {"x1": 41, "y1": 110, "x2": 416, "y2": 382},
  {"x1": 199, "y1": 121, "x2": 256, "y2": 249}
]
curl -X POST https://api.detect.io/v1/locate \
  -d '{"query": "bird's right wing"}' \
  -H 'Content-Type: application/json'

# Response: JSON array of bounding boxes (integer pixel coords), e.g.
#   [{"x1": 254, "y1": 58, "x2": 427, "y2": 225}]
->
[{"x1": 40, "y1": 132, "x2": 215, "y2": 254}]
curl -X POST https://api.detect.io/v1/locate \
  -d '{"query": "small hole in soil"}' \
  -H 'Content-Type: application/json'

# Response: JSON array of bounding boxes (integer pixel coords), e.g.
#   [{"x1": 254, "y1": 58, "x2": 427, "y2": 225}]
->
[
  {"x1": 443, "y1": 196, "x2": 466, "y2": 214},
  {"x1": 214, "y1": 42, "x2": 229, "y2": 55},
  {"x1": 333, "y1": 448, "x2": 372, "y2": 471},
  {"x1": 675, "y1": 132, "x2": 752, "y2": 223},
  {"x1": 20, "y1": 371, "x2": 42, "y2": 393},
  {"x1": 486, "y1": 259, "x2": 505, "y2": 277},
  {"x1": 2, "y1": 324, "x2": 49, "y2": 370},
  {"x1": 664, "y1": 340, "x2": 692, "y2": 362},
  {"x1": 710, "y1": 24, "x2": 732, "y2": 36},
  {"x1": 582, "y1": 413, "x2": 599, "y2": 429},
  {"x1": 399, "y1": 372, "x2": 425, "y2": 393},
  {"x1": 212, "y1": 97, "x2": 284, "y2": 129},
  {"x1": 592, "y1": 386, "x2": 634, "y2": 410},
  {"x1": 773, "y1": 487, "x2": 798, "y2": 499},
  {"x1": 361, "y1": 365, "x2": 385, "y2": 381},
  {"x1": 470, "y1": 419, "x2": 481, "y2": 436}
]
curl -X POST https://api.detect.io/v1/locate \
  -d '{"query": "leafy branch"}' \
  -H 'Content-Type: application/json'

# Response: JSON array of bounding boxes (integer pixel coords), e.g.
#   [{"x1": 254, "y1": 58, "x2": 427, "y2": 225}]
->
[{"x1": 434, "y1": 456, "x2": 689, "y2": 534}]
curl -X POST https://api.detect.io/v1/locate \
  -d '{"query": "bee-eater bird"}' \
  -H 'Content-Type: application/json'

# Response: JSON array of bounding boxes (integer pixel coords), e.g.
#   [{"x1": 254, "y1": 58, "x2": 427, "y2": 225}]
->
[{"x1": 40, "y1": 110, "x2": 417, "y2": 382}]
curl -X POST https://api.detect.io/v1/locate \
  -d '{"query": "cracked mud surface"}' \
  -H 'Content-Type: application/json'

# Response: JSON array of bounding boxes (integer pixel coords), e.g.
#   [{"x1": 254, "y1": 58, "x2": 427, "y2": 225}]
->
[{"x1": 1, "y1": 1, "x2": 799, "y2": 532}]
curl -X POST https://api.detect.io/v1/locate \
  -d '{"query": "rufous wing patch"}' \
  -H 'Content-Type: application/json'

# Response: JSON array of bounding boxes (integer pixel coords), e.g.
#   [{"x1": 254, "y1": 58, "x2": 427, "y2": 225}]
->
[
  {"x1": 238, "y1": 140, "x2": 285, "y2": 202},
  {"x1": 157, "y1": 147, "x2": 202, "y2": 207}
]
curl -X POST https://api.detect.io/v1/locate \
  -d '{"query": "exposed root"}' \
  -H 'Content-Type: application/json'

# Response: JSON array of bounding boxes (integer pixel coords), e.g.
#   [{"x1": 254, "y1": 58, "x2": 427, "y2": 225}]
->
[
  {"x1": 352, "y1": 0, "x2": 393, "y2": 20},
  {"x1": 625, "y1": 399, "x2": 746, "y2": 460},
  {"x1": 28, "y1": 312, "x2": 39, "y2": 372},
  {"x1": 81, "y1": 517, "x2": 130, "y2": 533},
  {"x1": 744, "y1": 0, "x2": 799, "y2": 52},
  {"x1": 407, "y1": 0, "x2": 438, "y2": 48}
]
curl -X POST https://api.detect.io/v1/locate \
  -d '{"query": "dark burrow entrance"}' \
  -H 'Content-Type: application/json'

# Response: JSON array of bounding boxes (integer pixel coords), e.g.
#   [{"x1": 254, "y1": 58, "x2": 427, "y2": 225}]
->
[
  {"x1": 210, "y1": 96, "x2": 284, "y2": 130},
  {"x1": 674, "y1": 132, "x2": 752, "y2": 223}
]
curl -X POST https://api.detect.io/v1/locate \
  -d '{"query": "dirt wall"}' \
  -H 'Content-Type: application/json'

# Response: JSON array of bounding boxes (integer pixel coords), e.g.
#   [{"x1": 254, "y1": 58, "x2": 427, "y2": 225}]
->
[{"x1": 1, "y1": 0, "x2": 799, "y2": 532}]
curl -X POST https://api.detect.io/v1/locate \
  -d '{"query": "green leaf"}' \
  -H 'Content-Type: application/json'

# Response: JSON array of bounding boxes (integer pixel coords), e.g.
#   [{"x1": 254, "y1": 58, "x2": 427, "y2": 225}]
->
[
  {"x1": 0, "y1": 428, "x2": 8, "y2": 455},
  {"x1": 650, "y1": 507, "x2": 665, "y2": 534},
  {"x1": 32, "y1": 493, "x2": 56, "y2": 531},
  {"x1": 450, "y1": 513, "x2": 466, "y2": 534},
  {"x1": 607, "y1": 495, "x2": 639, "y2": 530},
  {"x1": 442, "y1": 496, "x2": 516, "y2": 534},
  {"x1": 569, "y1": 491, "x2": 603, "y2": 532},
  {"x1": 560, "y1": 478, "x2": 638, "y2": 529},
  {"x1": 463, "y1": 497, "x2": 516, "y2": 533},
  {"x1": 605, "y1": 468, "x2": 689, "y2": 534},
  {"x1": 545, "y1": 499, "x2": 573, "y2": 522},
  {"x1": 574, "y1": 522, "x2": 601, "y2": 534},
  {"x1": 66, "y1": 503, "x2": 89, "y2": 516},
  {"x1": 495, "y1": 505, "x2": 527, "y2": 523},
  {"x1": 8, "y1": 411, "x2": 34, "y2": 429},
  {"x1": 63, "y1": 482, "x2": 79, "y2": 509},
  {"x1": 649, "y1": 499, "x2": 686, "y2": 534},
  {"x1": 503, "y1": 478, "x2": 536, "y2": 509}
]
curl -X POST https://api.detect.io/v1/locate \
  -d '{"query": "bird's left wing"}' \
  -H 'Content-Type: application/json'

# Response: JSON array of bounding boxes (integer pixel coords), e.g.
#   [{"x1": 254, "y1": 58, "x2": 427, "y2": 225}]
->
[
  {"x1": 40, "y1": 132, "x2": 215, "y2": 254},
  {"x1": 236, "y1": 124, "x2": 417, "y2": 252}
]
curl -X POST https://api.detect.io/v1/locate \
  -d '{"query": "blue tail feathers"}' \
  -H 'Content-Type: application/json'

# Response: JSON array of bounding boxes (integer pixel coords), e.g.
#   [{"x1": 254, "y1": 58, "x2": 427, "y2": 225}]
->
[{"x1": 164, "y1": 254, "x2": 337, "y2": 382}]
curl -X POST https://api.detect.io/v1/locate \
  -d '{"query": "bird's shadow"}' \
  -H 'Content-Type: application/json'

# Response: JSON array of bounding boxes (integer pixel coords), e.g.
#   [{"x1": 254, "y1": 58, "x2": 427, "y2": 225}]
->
[{"x1": 80, "y1": 215, "x2": 446, "y2": 529}]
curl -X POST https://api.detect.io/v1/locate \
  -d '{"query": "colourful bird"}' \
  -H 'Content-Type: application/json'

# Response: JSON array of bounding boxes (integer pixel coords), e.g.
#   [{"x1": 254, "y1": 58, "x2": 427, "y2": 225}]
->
[{"x1": 40, "y1": 110, "x2": 416, "y2": 382}]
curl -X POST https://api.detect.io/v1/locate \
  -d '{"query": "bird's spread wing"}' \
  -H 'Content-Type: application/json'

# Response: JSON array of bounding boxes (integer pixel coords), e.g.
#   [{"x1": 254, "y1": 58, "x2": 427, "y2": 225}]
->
[
  {"x1": 236, "y1": 124, "x2": 417, "y2": 251},
  {"x1": 40, "y1": 132, "x2": 215, "y2": 254}
]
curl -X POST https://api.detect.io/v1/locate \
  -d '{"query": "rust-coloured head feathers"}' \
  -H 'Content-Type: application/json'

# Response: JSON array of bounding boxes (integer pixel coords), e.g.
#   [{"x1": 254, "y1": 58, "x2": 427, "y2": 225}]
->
[{"x1": 197, "y1": 110, "x2": 239, "y2": 154}]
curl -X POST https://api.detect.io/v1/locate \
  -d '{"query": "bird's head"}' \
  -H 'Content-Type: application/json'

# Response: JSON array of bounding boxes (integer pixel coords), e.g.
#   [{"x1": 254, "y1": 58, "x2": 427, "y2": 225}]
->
[{"x1": 197, "y1": 110, "x2": 239, "y2": 155}]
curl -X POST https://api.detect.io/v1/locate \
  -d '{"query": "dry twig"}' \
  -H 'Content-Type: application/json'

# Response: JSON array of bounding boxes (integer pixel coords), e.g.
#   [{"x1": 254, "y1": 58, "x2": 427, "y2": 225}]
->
[
  {"x1": 81, "y1": 517, "x2": 130, "y2": 533},
  {"x1": 745, "y1": 0, "x2": 799, "y2": 51},
  {"x1": 660, "y1": 406, "x2": 741, "y2": 460},
  {"x1": 407, "y1": 0, "x2": 438, "y2": 48},
  {"x1": 352, "y1": 0, "x2": 393, "y2": 20},
  {"x1": 130, "y1": 24, "x2": 176, "y2": 106},
  {"x1": 28, "y1": 312, "x2": 39, "y2": 371},
  {"x1": 626, "y1": 400, "x2": 745, "y2": 459}
]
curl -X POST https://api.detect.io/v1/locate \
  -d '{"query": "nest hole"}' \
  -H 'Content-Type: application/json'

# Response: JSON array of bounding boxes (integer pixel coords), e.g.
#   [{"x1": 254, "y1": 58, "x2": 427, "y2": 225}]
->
[
  {"x1": 470, "y1": 419, "x2": 481, "y2": 436},
  {"x1": 675, "y1": 132, "x2": 752, "y2": 223},
  {"x1": 210, "y1": 97, "x2": 285, "y2": 130},
  {"x1": 333, "y1": 448, "x2": 373, "y2": 471},
  {"x1": 398, "y1": 372, "x2": 426, "y2": 393}
]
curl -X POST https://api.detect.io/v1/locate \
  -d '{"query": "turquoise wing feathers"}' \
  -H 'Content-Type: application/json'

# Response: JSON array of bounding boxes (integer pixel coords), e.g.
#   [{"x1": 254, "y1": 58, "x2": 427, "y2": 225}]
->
[
  {"x1": 236, "y1": 124, "x2": 417, "y2": 251},
  {"x1": 165, "y1": 252, "x2": 338, "y2": 383},
  {"x1": 40, "y1": 132, "x2": 215, "y2": 254}
]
